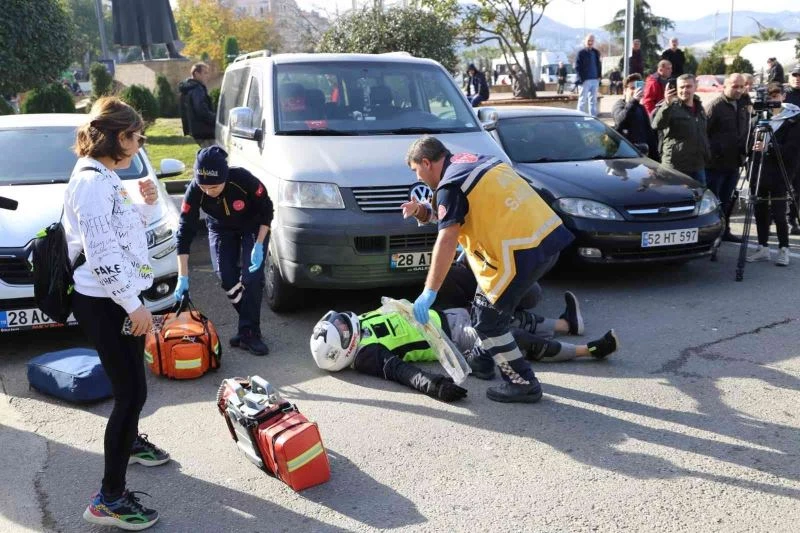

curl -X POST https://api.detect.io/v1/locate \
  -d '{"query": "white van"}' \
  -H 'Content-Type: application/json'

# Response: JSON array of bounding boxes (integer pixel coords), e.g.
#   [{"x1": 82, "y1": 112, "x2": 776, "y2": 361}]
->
[{"x1": 215, "y1": 51, "x2": 507, "y2": 311}]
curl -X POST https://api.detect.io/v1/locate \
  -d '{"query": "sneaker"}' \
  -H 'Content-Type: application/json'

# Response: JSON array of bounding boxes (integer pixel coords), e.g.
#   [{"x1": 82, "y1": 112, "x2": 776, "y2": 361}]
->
[
  {"x1": 464, "y1": 350, "x2": 495, "y2": 380},
  {"x1": 129, "y1": 434, "x2": 170, "y2": 467},
  {"x1": 559, "y1": 291, "x2": 584, "y2": 335},
  {"x1": 229, "y1": 334, "x2": 241, "y2": 348},
  {"x1": 486, "y1": 380, "x2": 543, "y2": 403},
  {"x1": 83, "y1": 490, "x2": 159, "y2": 531},
  {"x1": 776, "y1": 247, "x2": 790, "y2": 267},
  {"x1": 239, "y1": 333, "x2": 269, "y2": 356},
  {"x1": 746, "y1": 246, "x2": 770, "y2": 262},
  {"x1": 586, "y1": 329, "x2": 620, "y2": 360},
  {"x1": 790, "y1": 224, "x2": 800, "y2": 236}
]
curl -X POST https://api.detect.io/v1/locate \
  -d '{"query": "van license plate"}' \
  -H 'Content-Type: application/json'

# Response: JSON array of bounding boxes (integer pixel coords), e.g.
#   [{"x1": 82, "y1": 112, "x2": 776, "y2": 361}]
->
[
  {"x1": 0, "y1": 308, "x2": 74, "y2": 331},
  {"x1": 641, "y1": 228, "x2": 698, "y2": 248},
  {"x1": 390, "y1": 252, "x2": 432, "y2": 271}
]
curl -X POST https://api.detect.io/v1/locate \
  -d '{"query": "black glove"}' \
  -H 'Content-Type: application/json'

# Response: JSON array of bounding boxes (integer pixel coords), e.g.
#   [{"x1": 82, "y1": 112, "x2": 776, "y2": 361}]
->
[{"x1": 431, "y1": 376, "x2": 467, "y2": 402}]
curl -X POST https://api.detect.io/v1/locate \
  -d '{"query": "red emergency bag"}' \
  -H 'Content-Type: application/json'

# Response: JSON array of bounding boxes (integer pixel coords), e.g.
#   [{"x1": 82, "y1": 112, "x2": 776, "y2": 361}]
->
[{"x1": 216, "y1": 377, "x2": 330, "y2": 491}]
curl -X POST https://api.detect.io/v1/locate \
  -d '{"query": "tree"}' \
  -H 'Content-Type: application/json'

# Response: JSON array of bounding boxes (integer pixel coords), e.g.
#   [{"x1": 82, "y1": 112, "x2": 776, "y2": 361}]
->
[
  {"x1": 603, "y1": 0, "x2": 674, "y2": 74},
  {"x1": 223, "y1": 36, "x2": 240, "y2": 68},
  {"x1": 682, "y1": 48, "x2": 698, "y2": 75},
  {"x1": 727, "y1": 56, "x2": 754, "y2": 75},
  {"x1": 21, "y1": 83, "x2": 76, "y2": 114},
  {"x1": 754, "y1": 28, "x2": 786, "y2": 42},
  {"x1": 722, "y1": 36, "x2": 756, "y2": 57},
  {"x1": 696, "y1": 55, "x2": 726, "y2": 76},
  {"x1": 119, "y1": 85, "x2": 159, "y2": 123},
  {"x1": 0, "y1": 0, "x2": 75, "y2": 95},
  {"x1": 90, "y1": 62, "x2": 113, "y2": 100},
  {"x1": 64, "y1": 0, "x2": 113, "y2": 71},
  {"x1": 155, "y1": 75, "x2": 178, "y2": 118},
  {"x1": 175, "y1": 0, "x2": 280, "y2": 67},
  {"x1": 317, "y1": 6, "x2": 458, "y2": 72}
]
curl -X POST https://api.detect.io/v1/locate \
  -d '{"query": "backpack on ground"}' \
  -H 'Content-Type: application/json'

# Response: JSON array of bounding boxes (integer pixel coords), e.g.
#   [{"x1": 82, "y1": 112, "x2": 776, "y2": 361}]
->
[
  {"x1": 216, "y1": 376, "x2": 331, "y2": 491},
  {"x1": 27, "y1": 348, "x2": 112, "y2": 403},
  {"x1": 145, "y1": 295, "x2": 221, "y2": 379},
  {"x1": 29, "y1": 166, "x2": 97, "y2": 324}
]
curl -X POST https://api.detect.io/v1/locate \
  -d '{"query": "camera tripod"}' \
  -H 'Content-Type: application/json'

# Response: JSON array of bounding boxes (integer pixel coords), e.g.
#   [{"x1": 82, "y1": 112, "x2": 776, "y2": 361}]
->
[{"x1": 735, "y1": 119, "x2": 799, "y2": 281}]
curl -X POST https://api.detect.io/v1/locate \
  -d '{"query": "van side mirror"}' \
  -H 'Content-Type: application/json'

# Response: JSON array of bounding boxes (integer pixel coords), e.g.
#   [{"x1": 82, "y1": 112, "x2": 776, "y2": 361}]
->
[
  {"x1": 230, "y1": 107, "x2": 263, "y2": 142},
  {"x1": 477, "y1": 107, "x2": 499, "y2": 131},
  {"x1": 157, "y1": 158, "x2": 186, "y2": 179}
]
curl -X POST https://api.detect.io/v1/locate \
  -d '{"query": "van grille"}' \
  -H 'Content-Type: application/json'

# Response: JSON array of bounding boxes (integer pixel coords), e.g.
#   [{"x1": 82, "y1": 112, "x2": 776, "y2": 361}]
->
[
  {"x1": 0, "y1": 257, "x2": 33, "y2": 285},
  {"x1": 352, "y1": 186, "x2": 411, "y2": 213},
  {"x1": 388, "y1": 233, "x2": 437, "y2": 250},
  {"x1": 354, "y1": 236, "x2": 387, "y2": 253}
]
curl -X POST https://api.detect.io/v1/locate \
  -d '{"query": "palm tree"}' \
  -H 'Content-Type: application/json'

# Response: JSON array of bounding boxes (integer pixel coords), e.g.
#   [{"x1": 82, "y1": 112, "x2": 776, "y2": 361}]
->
[
  {"x1": 603, "y1": 0, "x2": 674, "y2": 74},
  {"x1": 754, "y1": 27, "x2": 786, "y2": 42}
]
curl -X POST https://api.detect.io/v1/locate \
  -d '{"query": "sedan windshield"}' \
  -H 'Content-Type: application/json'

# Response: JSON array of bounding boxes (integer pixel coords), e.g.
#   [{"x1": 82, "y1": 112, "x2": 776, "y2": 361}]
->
[
  {"x1": 0, "y1": 127, "x2": 146, "y2": 185},
  {"x1": 274, "y1": 61, "x2": 481, "y2": 135},
  {"x1": 497, "y1": 115, "x2": 640, "y2": 163}
]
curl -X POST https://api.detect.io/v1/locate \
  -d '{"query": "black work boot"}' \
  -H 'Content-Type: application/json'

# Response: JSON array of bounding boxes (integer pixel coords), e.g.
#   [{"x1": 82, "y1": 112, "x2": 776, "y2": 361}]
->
[
  {"x1": 239, "y1": 332, "x2": 269, "y2": 356},
  {"x1": 486, "y1": 379, "x2": 543, "y2": 403},
  {"x1": 229, "y1": 334, "x2": 241, "y2": 348},
  {"x1": 465, "y1": 350, "x2": 495, "y2": 380}
]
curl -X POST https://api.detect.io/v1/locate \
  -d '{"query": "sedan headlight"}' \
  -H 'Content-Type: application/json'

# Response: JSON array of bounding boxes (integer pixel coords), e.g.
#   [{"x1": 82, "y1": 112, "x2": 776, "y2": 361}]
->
[
  {"x1": 698, "y1": 189, "x2": 720, "y2": 215},
  {"x1": 279, "y1": 181, "x2": 345, "y2": 209},
  {"x1": 555, "y1": 198, "x2": 623, "y2": 220},
  {"x1": 146, "y1": 221, "x2": 174, "y2": 248}
]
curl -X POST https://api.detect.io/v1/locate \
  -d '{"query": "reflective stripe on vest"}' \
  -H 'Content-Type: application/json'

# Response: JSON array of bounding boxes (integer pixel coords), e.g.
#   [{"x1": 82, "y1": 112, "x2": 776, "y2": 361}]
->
[{"x1": 358, "y1": 310, "x2": 441, "y2": 362}]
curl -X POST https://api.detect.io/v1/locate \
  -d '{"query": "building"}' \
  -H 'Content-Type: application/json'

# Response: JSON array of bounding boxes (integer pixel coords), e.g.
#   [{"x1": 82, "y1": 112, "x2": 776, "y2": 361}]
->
[{"x1": 225, "y1": 0, "x2": 329, "y2": 52}]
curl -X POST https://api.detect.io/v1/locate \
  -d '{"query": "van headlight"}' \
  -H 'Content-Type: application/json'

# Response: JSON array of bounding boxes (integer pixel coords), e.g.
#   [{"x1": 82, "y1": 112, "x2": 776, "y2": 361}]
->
[
  {"x1": 698, "y1": 189, "x2": 720, "y2": 215},
  {"x1": 146, "y1": 222, "x2": 174, "y2": 248},
  {"x1": 555, "y1": 198, "x2": 622, "y2": 220},
  {"x1": 279, "y1": 181, "x2": 345, "y2": 209}
]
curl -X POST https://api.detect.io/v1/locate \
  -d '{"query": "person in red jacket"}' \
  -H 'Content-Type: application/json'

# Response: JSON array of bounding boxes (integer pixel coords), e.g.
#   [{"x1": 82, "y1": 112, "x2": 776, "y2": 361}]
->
[{"x1": 642, "y1": 59, "x2": 673, "y2": 115}]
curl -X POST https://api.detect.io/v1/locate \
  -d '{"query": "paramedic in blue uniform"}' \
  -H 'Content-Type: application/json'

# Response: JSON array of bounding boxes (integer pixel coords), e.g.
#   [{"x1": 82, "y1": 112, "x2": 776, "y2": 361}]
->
[
  {"x1": 175, "y1": 146, "x2": 273, "y2": 355},
  {"x1": 401, "y1": 136, "x2": 574, "y2": 403}
]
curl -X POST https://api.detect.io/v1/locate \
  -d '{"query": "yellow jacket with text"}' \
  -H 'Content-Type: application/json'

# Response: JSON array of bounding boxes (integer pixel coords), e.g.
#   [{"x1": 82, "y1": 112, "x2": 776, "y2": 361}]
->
[{"x1": 433, "y1": 154, "x2": 573, "y2": 304}]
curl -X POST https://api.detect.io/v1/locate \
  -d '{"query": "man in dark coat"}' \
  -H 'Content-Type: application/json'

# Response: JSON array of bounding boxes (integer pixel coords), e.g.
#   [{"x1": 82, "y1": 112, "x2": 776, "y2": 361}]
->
[
  {"x1": 465, "y1": 64, "x2": 490, "y2": 107},
  {"x1": 179, "y1": 63, "x2": 216, "y2": 147},
  {"x1": 613, "y1": 73, "x2": 657, "y2": 159},
  {"x1": 112, "y1": 0, "x2": 183, "y2": 60},
  {"x1": 660, "y1": 38, "x2": 685, "y2": 77},
  {"x1": 766, "y1": 58, "x2": 785, "y2": 84}
]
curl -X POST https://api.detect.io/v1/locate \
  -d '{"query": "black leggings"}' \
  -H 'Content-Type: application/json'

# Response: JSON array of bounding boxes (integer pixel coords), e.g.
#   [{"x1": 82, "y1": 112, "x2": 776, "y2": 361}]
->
[
  {"x1": 72, "y1": 292, "x2": 147, "y2": 500},
  {"x1": 753, "y1": 193, "x2": 789, "y2": 249}
]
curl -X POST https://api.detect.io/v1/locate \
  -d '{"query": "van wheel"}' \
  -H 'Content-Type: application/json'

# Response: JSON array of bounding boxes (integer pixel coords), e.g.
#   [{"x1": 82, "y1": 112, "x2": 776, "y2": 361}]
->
[{"x1": 265, "y1": 251, "x2": 298, "y2": 312}]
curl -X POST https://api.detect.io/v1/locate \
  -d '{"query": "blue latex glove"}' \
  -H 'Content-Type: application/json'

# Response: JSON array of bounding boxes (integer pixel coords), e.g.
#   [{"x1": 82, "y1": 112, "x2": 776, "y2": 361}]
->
[
  {"x1": 249, "y1": 242, "x2": 264, "y2": 273},
  {"x1": 413, "y1": 288, "x2": 438, "y2": 325},
  {"x1": 174, "y1": 275, "x2": 189, "y2": 300}
]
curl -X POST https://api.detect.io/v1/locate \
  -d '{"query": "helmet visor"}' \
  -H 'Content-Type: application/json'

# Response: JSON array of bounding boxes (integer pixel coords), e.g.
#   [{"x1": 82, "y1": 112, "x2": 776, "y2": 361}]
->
[{"x1": 330, "y1": 313, "x2": 354, "y2": 349}]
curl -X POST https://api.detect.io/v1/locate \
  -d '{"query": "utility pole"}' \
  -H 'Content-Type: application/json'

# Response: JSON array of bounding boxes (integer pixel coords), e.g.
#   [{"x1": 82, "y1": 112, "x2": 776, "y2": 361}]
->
[
  {"x1": 94, "y1": 0, "x2": 110, "y2": 60},
  {"x1": 728, "y1": 0, "x2": 734, "y2": 43},
  {"x1": 623, "y1": 0, "x2": 633, "y2": 77}
]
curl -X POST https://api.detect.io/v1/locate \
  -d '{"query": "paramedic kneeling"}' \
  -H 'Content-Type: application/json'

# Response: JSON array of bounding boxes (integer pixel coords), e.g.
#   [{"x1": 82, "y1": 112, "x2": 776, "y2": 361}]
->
[
  {"x1": 402, "y1": 136, "x2": 574, "y2": 403},
  {"x1": 175, "y1": 146, "x2": 274, "y2": 355}
]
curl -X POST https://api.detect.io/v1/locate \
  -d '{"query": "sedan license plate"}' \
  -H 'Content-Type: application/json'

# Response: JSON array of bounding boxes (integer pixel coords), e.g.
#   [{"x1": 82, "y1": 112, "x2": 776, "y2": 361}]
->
[
  {"x1": 641, "y1": 228, "x2": 698, "y2": 248},
  {"x1": 391, "y1": 251, "x2": 432, "y2": 271},
  {"x1": 0, "y1": 308, "x2": 73, "y2": 331}
]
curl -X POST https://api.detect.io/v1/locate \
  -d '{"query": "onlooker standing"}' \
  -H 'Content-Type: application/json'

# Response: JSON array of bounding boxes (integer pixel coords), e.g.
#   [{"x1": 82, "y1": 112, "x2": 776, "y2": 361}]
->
[
  {"x1": 620, "y1": 39, "x2": 644, "y2": 76},
  {"x1": 608, "y1": 69, "x2": 623, "y2": 95},
  {"x1": 705, "y1": 73, "x2": 749, "y2": 242},
  {"x1": 746, "y1": 84, "x2": 800, "y2": 266},
  {"x1": 179, "y1": 62, "x2": 216, "y2": 148},
  {"x1": 575, "y1": 34, "x2": 602, "y2": 116},
  {"x1": 660, "y1": 38, "x2": 685, "y2": 77},
  {"x1": 556, "y1": 61, "x2": 568, "y2": 95},
  {"x1": 652, "y1": 74, "x2": 711, "y2": 184},
  {"x1": 613, "y1": 73, "x2": 658, "y2": 159},
  {"x1": 465, "y1": 63, "x2": 490, "y2": 107},
  {"x1": 492, "y1": 68, "x2": 499, "y2": 85},
  {"x1": 65, "y1": 97, "x2": 169, "y2": 531},
  {"x1": 642, "y1": 59, "x2": 673, "y2": 115},
  {"x1": 766, "y1": 58, "x2": 785, "y2": 84},
  {"x1": 785, "y1": 64, "x2": 800, "y2": 107}
]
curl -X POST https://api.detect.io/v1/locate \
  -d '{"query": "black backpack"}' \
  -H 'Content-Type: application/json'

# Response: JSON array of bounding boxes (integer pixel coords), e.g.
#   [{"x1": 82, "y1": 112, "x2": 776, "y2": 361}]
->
[{"x1": 30, "y1": 166, "x2": 95, "y2": 324}]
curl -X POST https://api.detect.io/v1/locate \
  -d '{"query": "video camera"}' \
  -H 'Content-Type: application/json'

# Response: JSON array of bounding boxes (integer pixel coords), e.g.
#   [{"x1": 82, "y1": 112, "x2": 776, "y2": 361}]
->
[{"x1": 752, "y1": 86, "x2": 782, "y2": 112}]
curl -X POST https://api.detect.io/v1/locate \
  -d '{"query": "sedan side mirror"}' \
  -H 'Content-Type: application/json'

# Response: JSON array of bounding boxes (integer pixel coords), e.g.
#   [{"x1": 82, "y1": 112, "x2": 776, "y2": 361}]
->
[
  {"x1": 157, "y1": 158, "x2": 186, "y2": 179},
  {"x1": 634, "y1": 143, "x2": 649, "y2": 156},
  {"x1": 230, "y1": 107, "x2": 263, "y2": 142},
  {"x1": 477, "y1": 107, "x2": 499, "y2": 131}
]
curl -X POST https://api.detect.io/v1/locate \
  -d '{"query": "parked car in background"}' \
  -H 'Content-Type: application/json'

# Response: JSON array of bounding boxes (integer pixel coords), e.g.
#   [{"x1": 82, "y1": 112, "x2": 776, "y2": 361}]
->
[
  {"x1": 216, "y1": 51, "x2": 507, "y2": 311},
  {"x1": 0, "y1": 114, "x2": 184, "y2": 333},
  {"x1": 695, "y1": 75, "x2": 725, "y2": 93},
  {"x1": 479, "y1": 107, "x2": 724, "y2": 264}
]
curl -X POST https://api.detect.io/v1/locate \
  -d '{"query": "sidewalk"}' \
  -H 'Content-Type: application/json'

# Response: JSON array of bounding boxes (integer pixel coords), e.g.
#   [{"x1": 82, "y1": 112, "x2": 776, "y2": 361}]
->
[{"x1": 486, "y1": 90, "x2": 625, "y2": 121}]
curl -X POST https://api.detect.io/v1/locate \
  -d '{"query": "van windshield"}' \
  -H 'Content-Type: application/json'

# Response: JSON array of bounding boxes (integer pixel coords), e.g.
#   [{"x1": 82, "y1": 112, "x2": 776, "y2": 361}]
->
[{"x1": 273, "y1": 61, "x2": 481, "y2": 135}]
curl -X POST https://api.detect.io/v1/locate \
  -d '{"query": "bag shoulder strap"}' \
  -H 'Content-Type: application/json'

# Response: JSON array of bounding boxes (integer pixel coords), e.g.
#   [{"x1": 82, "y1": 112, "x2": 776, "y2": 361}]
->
[{"x1": 65, "y1": 165, "x2": 103, "y2": 270}]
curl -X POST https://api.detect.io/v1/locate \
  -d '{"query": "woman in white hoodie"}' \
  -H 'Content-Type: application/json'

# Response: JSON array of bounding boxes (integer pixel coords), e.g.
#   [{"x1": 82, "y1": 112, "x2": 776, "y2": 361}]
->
[{"x1": 64, "y1": 97, "x2": 168, "y2": 531}]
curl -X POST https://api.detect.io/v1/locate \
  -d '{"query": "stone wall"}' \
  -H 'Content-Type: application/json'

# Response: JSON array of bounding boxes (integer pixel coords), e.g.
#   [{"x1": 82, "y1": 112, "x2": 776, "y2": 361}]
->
[{"x1": 114, "y1": 59, "x2": 224, "y2": 95}]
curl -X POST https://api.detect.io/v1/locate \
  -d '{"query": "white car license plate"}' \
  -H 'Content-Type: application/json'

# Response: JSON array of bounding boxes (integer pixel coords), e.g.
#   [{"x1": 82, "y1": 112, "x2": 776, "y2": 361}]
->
[
  {"x1": 0, "y1": 308, "x2": 74, "y2": 331},
  {"x1": 641, "y1": 228, "x2": 699, "y2": 248},
  {"x1": 390, "y1": 251, "x2": 432, "y2": 271}
]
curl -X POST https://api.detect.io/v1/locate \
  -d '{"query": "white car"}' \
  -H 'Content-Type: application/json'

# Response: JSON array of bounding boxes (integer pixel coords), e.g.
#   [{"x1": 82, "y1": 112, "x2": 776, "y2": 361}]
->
[{"x1": 0, "y1": 114, "x2": 184, "y2": 333}]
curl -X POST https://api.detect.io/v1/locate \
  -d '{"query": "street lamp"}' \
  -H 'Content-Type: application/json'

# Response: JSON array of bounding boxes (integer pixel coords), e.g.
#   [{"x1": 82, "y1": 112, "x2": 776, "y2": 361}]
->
[
  {"x1": 94, "y1": 0, "x2": 110, "y2": 60},
  {"x1": 728, "y1": 0, "x2": 734, "y2": 43}
]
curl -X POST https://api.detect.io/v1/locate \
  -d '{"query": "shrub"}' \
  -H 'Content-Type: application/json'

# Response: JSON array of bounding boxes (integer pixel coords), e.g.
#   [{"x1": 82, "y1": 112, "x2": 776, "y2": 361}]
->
[
  {"x1": 223, "y1": 36, "x2": 240, "y2": 68},
  {"x1": 90, "y1": 62, "x2": 113, "y2": 100},
  {"x1": 119, "y1": 84, "x2": 159, "y2": 123},
  {"x1": 209, "y1": 87, "x2": 221, "y2": 111},
  {"x1": 155, "y1": 74, "x2": 178, "y2": 117},
  {"x1": 21, "y1": 83, "x2": 76, "y2": 113},
  {"x1": 0, "y1": 97, "x2": 15, "y2": 115},
  {"x1": 727, "y1": 56, "x2": 754, "y2": 75},
  {"x1": 696, "y1": 55, "x2": 726, "y2": 76}
]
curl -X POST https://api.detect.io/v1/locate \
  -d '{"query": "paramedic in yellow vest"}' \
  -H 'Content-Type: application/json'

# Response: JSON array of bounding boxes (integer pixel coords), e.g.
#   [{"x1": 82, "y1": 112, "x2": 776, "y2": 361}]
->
[{"x1": 402, "y1": 136, "x2": 574, "y2": 403}]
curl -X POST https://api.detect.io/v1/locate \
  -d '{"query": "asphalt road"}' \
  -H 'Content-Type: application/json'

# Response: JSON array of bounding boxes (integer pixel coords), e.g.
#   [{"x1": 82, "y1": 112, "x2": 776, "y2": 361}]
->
[{"x1": 2, "y1": 220, "x2": 799, "y2": 532}]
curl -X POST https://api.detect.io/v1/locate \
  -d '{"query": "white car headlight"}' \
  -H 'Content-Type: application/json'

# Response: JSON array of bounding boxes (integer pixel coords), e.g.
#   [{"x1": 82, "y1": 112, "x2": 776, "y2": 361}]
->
[
  {"x1": 555, "y1": 198, "x2": 623, "y2": 220},
  {"x1": 146, "y1": 221, "x2": 174, "y2": 248},
  {"x1": 279, "y1": 181, "x2": 345, "y2": 209},
  {"x1": 698, "y1": 189, "x2": 720, "y2": 215}
]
